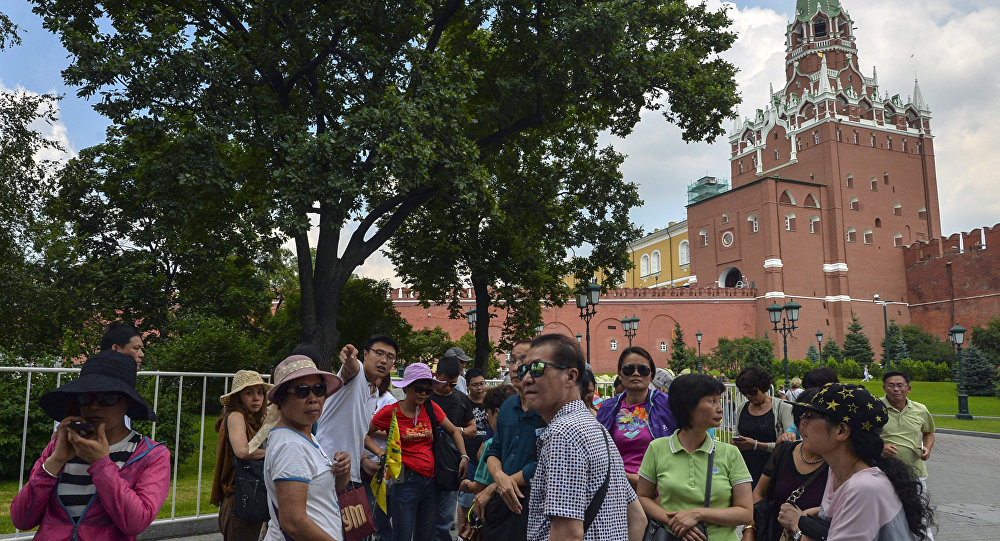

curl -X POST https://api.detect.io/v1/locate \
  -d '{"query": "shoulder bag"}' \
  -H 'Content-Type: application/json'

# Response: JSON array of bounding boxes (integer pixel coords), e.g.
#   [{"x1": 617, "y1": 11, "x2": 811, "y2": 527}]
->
[
  {"x1": 426, "y1": 401, "x2": 463, "y2": 491},
  {"x1": 227, "y1": 417, "x2": 270, "y2": 523},
  {"x1": 642, "y1": 448, "x2": 714, "y2": 541},
  {"x1": 754, "y1": 443, "x2": 828, "y2": 541}
]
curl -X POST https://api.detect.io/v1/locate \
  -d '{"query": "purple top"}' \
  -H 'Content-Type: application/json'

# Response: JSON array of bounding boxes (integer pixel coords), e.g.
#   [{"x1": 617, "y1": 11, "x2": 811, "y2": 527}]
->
[{"x1": 762, "y1": 441, "x2": 827, "y2": 512}]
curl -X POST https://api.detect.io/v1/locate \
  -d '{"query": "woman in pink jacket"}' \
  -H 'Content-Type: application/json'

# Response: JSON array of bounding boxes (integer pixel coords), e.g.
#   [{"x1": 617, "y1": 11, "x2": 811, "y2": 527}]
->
[{"x1": 11, "y1": 351, "x2": 171, "y2": 541}]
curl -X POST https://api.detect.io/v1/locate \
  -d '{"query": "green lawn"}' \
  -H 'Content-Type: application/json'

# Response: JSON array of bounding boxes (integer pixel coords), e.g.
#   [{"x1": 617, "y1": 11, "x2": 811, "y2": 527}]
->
[{"x1": 0, "y1": 422, "x2": 220, "y2": 535}]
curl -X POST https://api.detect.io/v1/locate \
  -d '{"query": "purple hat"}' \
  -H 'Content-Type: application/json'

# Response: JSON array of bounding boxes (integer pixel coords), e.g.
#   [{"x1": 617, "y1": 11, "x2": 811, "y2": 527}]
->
[
  {"x1": 393, "y1": 362, "x2": 444, "y2": 388},
  {"x1": 267, "y1": 355, "x2": 343, "y2": 402}
]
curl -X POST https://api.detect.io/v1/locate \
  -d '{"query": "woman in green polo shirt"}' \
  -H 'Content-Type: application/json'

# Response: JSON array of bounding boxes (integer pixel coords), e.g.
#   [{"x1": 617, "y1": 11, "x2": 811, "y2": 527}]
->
[{"x1": 637, "y1": 374, "x2": 753, "y2": 540}]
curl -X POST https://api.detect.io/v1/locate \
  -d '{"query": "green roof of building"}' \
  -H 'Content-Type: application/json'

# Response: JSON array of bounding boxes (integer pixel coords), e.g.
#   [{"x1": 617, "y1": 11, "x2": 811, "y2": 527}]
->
[{"x1": 796, "y1": 0, "x2": 843, "y2": 21}]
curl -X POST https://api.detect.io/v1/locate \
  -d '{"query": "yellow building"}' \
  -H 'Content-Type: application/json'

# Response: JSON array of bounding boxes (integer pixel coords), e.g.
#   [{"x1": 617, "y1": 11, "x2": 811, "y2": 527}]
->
[{"x1": 623, "y1": 220, "x2": 692, "y2": 288}]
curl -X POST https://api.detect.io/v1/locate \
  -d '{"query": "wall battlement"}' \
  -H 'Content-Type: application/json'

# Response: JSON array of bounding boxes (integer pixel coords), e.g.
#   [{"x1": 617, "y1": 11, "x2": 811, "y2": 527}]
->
[{"x1": 901, "y1": 223, "x2": 1000, "y2": 266}]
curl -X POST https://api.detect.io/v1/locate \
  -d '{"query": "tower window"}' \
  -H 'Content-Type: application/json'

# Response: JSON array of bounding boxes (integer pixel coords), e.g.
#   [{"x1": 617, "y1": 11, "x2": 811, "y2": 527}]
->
[
  {"x1": 775, "y1": 149, "x2": 780, "y2": 160},
  {"x1": 875, "y1": 218, "x2": 882, "y2": 228},
  {"x1": 884, "y1": 172, "x2": 889, "y2": 185},
  {"x1": 722, "y1": 213, "x2": 729, "y2": 224},
  {"x1": 810, "y1": 216, "x2": 821, "y2": 234},
  {"x1": 660, "y1": 342, "x2": 668, "y2": 353},
  {"x1": 902, "y1": 139, "x2": 907, "y2": 152},
  {"x1": 797, "y1": 139, "x2": 803, "y2": 151},
  {"x1": 853, "y1": 131, "x2": 859, "y2": 145},
  {"x1": 739, "y1": 160, "x2": 744, "y2": 173},
  {"x1": 814, "y1": 131, "x2": 820, "y2": 144},
  {"x1": 886, "y1": 137, "x2": 892, "y2": 150},
  {"x1": 846, "y1": 228, "x2": 857, "y2": 243},
  {"x1": 918, "y1": 207, "x2": 927, "y2": 220},
  {"x1": 748, "y1": 215, "x2": 759, "y2": 234},
  {"x1": 893, "y1": 233, "x2": 904, "y2": 247},
  {"x1": 871, "y1": 134, "x2": 876, "y2": 147},
  {"x1": 863, "y1": 230, "x2": 874, "y2": 244},
  {"x1": 870, "y1": 178, "x2": 878, "y2": 191},
  {"x1": 700, "y1": 229, "x2": 709, "y2": 247},
  {"x1": 849, "y1": 197, "x2": 860, "y2": 211},
  {"x1": 785, "y1": 213, "x2": 797, "y2": 231},
  {"x1": 846, "y1": 174, "x2": 854, "y2": 188},
  {"x1": 610, "y1": 339, "x2": 618, "y2": 351},
  {"x1": 679, "y1": 240, "x2": 690, "y2": 265},
  {"x1": 836, "y1": 128, "x2": 842, "y2": 142},
  {"x1": 893, "y1": 204, "x2": 902, "y2": 216}
]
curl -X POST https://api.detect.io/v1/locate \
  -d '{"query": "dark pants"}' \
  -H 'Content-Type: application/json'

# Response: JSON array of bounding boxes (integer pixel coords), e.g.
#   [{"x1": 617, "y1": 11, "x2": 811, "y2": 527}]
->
[
  {"x1": 390, "y1": 470, "x2": 436, "y2": 541},
  {"x1": 482, "y1": 490, "x2": 529, "y2": 541}
]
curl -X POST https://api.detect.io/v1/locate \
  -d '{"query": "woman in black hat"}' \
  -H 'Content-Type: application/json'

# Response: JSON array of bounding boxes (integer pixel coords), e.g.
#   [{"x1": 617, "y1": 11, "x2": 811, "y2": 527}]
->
[
  {"x1": 776, "y1": 383, "x2": 933, "y2": 541},
  {"x1": 11, "y1": 351, "x2": 171, "y2": 541}
]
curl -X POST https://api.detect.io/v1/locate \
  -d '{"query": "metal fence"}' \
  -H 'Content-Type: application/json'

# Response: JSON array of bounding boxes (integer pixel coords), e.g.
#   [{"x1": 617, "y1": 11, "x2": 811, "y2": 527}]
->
[
  {"x1": 2, "y1": 368, "x2": 749, "y2": 539},
  {"x1": 1, "y1": 366, "x2": 270, "y2": 540}
]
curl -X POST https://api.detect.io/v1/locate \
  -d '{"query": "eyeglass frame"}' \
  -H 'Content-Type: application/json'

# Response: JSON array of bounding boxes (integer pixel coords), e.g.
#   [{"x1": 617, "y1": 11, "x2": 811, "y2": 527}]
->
[
  {"x1": 367, "y1": 347, "x2": 397, "y2": 362},
  {"x1": 75, "y1": 392, "x2": 124, "y2": 407},
  {"x1": 620, "y1": 364, "x2": 652, "y2": 377},
  {"x1": 517, "y1": 360, "x2": 570, "y2": 379},
  {"x1": 289, "y1": 383, "x2": 328, "y2": 399}
]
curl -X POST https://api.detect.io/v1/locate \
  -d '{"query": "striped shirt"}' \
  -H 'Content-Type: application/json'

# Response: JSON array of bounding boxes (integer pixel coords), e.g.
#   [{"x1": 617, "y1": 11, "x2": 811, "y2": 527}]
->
[{"x1": 58, "y1": 431, "x2": 141, "y2": 519}]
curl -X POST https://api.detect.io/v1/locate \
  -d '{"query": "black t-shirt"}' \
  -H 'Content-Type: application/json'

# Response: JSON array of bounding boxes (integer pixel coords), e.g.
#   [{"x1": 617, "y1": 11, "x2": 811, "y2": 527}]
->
[
  {"x1": 467, "y1": 400, "x2": 492, "y2": 460},
  {"x1": 429, "y1": 390, "x2": 475, "y2": 455}
]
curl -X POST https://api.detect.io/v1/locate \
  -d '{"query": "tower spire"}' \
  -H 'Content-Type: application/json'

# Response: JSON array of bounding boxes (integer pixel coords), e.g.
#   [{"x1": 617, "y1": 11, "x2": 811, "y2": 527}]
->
[
  {"x1": 912, "y1": 76, "x2": 929, "y2": 111},
  {"x1": 796, "y1": 0, "x2": 844, "y2": 21}
]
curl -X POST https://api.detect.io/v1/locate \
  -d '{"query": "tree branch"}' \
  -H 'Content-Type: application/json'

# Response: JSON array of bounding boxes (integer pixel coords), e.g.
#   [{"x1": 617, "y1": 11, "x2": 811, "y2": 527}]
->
[
  {"x1": 425, "y1": 0, "x2": 464, "y2": 53},
  {"x1": 341, "y1": 186, "x2": 437, "y2": 270}
]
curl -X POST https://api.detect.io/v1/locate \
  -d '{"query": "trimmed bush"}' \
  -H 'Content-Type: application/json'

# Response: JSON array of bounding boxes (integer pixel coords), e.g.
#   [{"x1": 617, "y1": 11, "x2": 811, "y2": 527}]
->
[
  {"x1": 922, "y1": 361, "x2": 951, "y2": 382},
  {"x1": 840, "y1": 359, "x2": 863, "y2": 379},
  {"x1": 897, "y1": 359, "x2": 927, "y2": 382}
]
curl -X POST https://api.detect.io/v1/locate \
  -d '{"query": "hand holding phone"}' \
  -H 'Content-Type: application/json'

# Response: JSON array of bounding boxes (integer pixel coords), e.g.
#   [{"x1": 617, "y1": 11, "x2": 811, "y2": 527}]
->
[{"x1": 67, "y1": 422, "x2": 96, "y2": 436}]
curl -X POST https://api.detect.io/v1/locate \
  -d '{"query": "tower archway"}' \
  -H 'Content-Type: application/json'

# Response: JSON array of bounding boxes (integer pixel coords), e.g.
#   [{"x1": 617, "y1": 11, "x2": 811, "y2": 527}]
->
[{"x1": 719, "y1": 267, "x2": 744, "y2": 288}]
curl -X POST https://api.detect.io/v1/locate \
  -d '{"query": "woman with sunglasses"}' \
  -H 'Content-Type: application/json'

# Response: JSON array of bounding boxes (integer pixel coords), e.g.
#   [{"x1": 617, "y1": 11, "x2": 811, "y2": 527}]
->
[
  {"x1": 733, "y1": 366, "x2": 797, "y2": 487},
  {"x1": 776, "y1": 384, "x2": 933, "y2": 540},
  {"x1": 253, "y1": 355, "x2": 350, "y2": 541},
  {"x1": 597, "y1": 346, "x2": 678, "y2": 490},
  {"x1": 12, "y1": 351, "x2": 170, "y2": 541},
  {"x1": 368, "y1": 362, "x2": 470, "y2": 541}
]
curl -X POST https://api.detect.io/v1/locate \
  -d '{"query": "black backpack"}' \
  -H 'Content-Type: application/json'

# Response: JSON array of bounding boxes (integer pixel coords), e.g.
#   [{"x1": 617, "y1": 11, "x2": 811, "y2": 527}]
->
[{"x1": 425, "y1": 402, "x2": 462, "y2": 491}]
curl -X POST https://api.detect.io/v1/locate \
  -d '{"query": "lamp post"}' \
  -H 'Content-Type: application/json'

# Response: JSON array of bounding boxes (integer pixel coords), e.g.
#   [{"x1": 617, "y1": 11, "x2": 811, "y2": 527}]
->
[
  {"x1": 815, "y1": 331, "x2": 823, "y2": 363},
  {"x1": 695, "y1": 331, "x2": 703, "y2": 374},
  {"x1": 466, "y1": 307, "x2": 477, "y2": 331},
  {"x1": 950, "y1": 324, "x2": 973, "y2": 420},
  {"x1": 576, "y1": 333, "x2": 582, "y2": 344},
  {"x1": 767, "y1": 298, "x2": 802, "y2": 393},
  {"x1": 576, "y1": 281, "x2": 601, "y2": 366},
  {"x1": 874, "y1": 294, "x2": 890, "y2": 367},
  {"x1": 948, "y1": 331, "x2": 958, "y2": 382},
  {"x1": 621, "y1": 315, "x2": 639, "y2": 347},
  {"x1": 535, "y1": 323, "x2": 545, "y2": 336}
]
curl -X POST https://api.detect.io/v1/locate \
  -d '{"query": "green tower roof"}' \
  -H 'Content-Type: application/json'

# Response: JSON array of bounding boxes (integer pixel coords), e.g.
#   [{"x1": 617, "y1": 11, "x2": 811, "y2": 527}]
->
[{"x1": 796, "y1": 0, "x2": 843, "y2": 22}]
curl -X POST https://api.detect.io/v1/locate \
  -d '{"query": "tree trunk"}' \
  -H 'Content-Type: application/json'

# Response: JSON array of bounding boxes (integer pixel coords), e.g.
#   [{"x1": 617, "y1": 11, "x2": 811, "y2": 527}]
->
[{"x1": 472, "y1": 274, "x2": 491, "y2": 373}]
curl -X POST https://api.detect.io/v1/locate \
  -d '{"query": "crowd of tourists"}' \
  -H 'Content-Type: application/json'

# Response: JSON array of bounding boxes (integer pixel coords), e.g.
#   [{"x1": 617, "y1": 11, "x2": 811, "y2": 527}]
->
[{"x1": 11, "y1": 323, "x2": 937, "y2": 541}]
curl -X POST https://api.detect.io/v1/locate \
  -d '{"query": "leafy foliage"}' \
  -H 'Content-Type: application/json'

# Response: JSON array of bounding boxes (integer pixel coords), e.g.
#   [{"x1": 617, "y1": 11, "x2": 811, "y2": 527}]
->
[
  {"x1": 822, "y1": 338, "x2": 844, "y2": 363},
  {"x1": 971, "y1": 317, "x2": 1000, "y2": 369},
  {"x1": 899, "y1": 324, "x2": 954, "y2": 364},
  {"x1": 843, "y1": 315, "x2": 875, "y2": 366},
  {"x1": 806, "y1": 344, "x2": 820, "y2": 364},
  {"x1": 671, "y1": 323, "x2": 696, "y2": 372},
  {"x1": 961, "y1": 345, "x2": 998, "y2": 396},
  {"x1": 0, "y1": 351, "x2": 65, "y2": 479},
  {"x1": 711, "y1": 336, "x2": 775, "y2": 374}
]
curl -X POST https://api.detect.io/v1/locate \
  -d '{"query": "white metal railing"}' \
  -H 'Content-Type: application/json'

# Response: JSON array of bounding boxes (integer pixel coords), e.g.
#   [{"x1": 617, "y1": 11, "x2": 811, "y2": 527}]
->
[{"x1": 0, "y1": 366, "x2": 270, "y2": 540}]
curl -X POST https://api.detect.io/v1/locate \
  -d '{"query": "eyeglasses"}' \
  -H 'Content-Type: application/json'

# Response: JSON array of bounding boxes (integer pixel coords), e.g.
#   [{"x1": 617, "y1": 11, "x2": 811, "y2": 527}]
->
[
  {"x1": 799, "y1": 410, "x2": 829, "y2": 422},
  {"x1": 738, "y1": 387, "x2": 760, "y2": 397},
  {"x1": 621, "y1": 364, "x2": 651, "y2": 377},
  {"x1": 468, "y1": 381, "x2": 486, "y2": 388},
  {"x1": 517, "y1": 360, "x2": 569, "y2": 379},
  {"x1": 409, "y1": 383, "x2": 432, "y2": 394},
  {"x1": 290, "y1": 383, "x2": 327, "y2": 399},
  {"x1": 884, "y1": 383, "x2": 908, "y2": 390},
  {"x1": 76, "y1": 392, "x2": 122, "y2": 407},
  {"x1": 368, "y1": 348, "x2": 397, "y2": 362}
]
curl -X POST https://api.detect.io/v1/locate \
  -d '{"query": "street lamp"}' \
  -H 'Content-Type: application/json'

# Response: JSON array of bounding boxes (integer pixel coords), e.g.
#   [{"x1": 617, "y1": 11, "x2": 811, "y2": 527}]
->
[
  {"x1": 768, "y1": 298, "x2": 802, "y2": 393},
  {"x1": 815, "y1": 331, "x2": 823, "y2": 363},
  {"x1": 950, "y1": 324, "x2": 973, "y2": 420},
  {"x1": 695, "y1": 331, "x2": 703, "y2": 374},
  {"x1": 874, "y1": 294, "x2": 890, "y2": 367},
  {"x1": 948, "y1": 331, "x2": 958, "y2": 382},
  {"x1": 535, "y1": 323, "x2": 545, "y2": 335},
  {"x1": 576, "y1": 333, "x2": 583, "y2": 344},
  {"x1": 576, "y1": 280, "x2": 601, "y2": 366},
  {"x1": 466, "y1": 307, "x2": 477, "y2": 331},
  {"x1": 621, "y1": 315, "x2": 639, "y2": 347}
]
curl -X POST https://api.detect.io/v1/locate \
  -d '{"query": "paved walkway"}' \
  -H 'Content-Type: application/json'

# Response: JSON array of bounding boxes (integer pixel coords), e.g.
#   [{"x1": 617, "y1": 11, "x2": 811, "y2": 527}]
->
[{"x1": 143, "y1": 433, "x2": 1000, "y2": 541}]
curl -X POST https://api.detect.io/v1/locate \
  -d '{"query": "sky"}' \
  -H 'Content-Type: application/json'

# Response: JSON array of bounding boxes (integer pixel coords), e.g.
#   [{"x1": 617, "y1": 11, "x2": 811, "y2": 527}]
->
[{"x1": 3, "y1": 0, "x2": 999, "y2": 286}]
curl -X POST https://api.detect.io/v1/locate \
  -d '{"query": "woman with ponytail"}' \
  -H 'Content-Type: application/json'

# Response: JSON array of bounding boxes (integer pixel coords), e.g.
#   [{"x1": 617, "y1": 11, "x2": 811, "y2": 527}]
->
[{"x1": 776, "y1": 383, "x2": 933, "y2": 540}]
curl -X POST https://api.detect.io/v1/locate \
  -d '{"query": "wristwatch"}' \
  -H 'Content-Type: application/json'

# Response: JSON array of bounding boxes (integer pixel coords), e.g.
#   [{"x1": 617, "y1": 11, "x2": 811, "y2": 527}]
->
[{"x1": 792, "y1": 530, "x2": 803, "y2": 540}]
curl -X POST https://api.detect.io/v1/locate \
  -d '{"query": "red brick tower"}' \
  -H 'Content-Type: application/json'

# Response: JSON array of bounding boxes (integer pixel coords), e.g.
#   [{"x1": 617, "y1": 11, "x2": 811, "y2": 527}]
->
[{"x1": 687, "y1": 0, "x2": 941, "y2": 359}]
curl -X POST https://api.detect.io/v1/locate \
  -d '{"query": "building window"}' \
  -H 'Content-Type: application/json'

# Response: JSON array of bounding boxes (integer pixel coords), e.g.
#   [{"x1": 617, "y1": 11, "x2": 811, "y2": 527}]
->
[
  {"x1": 853, "y1": 131, "x2": 859, "y2": 144},
  {"x1": 752, "y1": 155, "x2": 758, "y2": 168},
  {"x1": 722, "y1": 213, "x2": 729, "y2": 224},
  {"x1": 886, "y1": 137, "x2": 892, "y2": 150},
  {"x1": 870, "y1": 178, "x2": 878, "y2": 191},
  {"x1": 779, "y1": 190, "x2": 795, "y2": 205},
  {"x1": 810, "y1": 216, "x2": 821, "y2": 234},
  {"x1": 775, "y1": 149, "x2": 780, "y2": 160},
  {"x1": 796, "y1": 80, "x2": 801, "y2": 89},
  {"x1": 893, "y1": 204, "x2": 902, "y2": 216},
  {"x1": 814, "y1": 18, "x2": 827, "y2": 37},
  {"x1": 700, "y1": 229, "x2": 709, "y2": 246},
  {"x1": 846, "y1": 175, "x2": 854, "y2": 188},
  {"x1": 918, "y1": 207, "x2": 927, "y2": 220},
  {"x1": 813, "y1": 131, "x2": 820, "y2": 144},
  {"x1": 884, "y1": 172, "x2": 889, "y2": 185},
  {"x1": 679, "y1": 240, "x2": 690, "y2": 265},
  {"x1": 875, "y1": 217, "x2": 882, "y2": 228},
  {"x1": 871, "y1": 133, "x2": 876, "y2": 147},
  {"x1": 640, "y1": 254, "x2": 650, "y2": 276},
  {"x1": 610, "y1": 339, "x2": 618, "y2": 351},
  {"x1": 863, "y1": 229, "x2": 874, "y2": 244},
  {"x1": 660, "y1": 342, "x2": 668, "y2": 353},
  {"x1": 739, "y1": 161, "x2": 744, "y2": 173},
  {"x1": 902, "y1": 139, "x2": 907, "y2": 152},
  {"x1": 804, "y1": 194, "x2": 819, "y2": 208},
  {"x1": 849, "y1": 197, "x2": 860, "y2": 211},
  {"x1": 748, "y1": 215, "x2": 759, "y2": 234},
  {"x1": 836, "y1": 128, "x2": 842, "y2": 142},
  {"x1": 785, "y1": 213, "x2": 796, "y2": 231},
  {"x1": 846, "y1": 227, "x2": 857, "y2": 243},
  {"x1": 893, "y1": 233, "x2": 903, "y2": 247},
  {"x1": 651, "y1": 251, "x2": 661, "y2": 274}
]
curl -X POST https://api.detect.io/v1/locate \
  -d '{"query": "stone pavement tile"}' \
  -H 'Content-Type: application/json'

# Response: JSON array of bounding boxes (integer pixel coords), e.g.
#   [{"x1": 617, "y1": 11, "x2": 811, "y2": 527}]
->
[{"x1": 926, "y1": 433, "x2": 1000, "y2": 540}]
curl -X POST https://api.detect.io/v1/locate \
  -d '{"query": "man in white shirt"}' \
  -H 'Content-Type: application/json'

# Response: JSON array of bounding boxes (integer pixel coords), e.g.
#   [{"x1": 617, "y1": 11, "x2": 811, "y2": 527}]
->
[{"x1": 315, "y1": 334, "x2": 397, "y2": 487}]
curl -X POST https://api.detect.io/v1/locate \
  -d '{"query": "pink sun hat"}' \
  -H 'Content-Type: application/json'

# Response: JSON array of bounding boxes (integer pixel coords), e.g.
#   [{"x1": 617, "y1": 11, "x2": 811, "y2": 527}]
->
[{"x1": 393, "y1": 362, "x2": 444, "y2": 388}]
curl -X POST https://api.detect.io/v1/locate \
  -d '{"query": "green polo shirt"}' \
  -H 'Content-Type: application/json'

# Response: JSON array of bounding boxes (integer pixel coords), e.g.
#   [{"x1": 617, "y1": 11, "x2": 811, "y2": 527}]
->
[
  {"x1": 638, "y1": 430, "x2": 751, "y2": 540},
  {"x1": 880, "y1": 396, "x2": 934, "y2": 477}
]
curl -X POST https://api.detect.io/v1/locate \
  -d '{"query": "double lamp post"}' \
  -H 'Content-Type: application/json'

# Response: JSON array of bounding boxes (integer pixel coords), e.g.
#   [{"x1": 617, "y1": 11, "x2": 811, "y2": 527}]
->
[{"x1": 767, "y1": 298, "x2": 802, "y2": 393}]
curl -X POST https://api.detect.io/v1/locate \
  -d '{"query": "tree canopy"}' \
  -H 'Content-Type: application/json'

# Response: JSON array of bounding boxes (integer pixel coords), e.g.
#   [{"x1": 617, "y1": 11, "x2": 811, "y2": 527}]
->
[{"x1": 29, "y1": 0, "x2": 740, "y2": 365}]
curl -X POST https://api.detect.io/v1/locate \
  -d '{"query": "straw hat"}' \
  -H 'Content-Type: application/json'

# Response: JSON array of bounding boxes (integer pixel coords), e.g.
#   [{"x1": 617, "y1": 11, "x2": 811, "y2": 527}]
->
[{"x1": 219, "y1": 370, "x2": 273, "y2": 406}]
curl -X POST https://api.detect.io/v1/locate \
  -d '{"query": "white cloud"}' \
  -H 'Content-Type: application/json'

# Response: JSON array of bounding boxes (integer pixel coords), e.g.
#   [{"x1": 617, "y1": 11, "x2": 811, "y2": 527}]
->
[
  {"x1": 280, "y1": 217, "x2": 405, "y2": 287},
  {"x1": 0, "y1": 79, "x2": 77, "y2": 165},
  {"x1": 611, "y1": 0, "x2": 1000, "y2": 238}
]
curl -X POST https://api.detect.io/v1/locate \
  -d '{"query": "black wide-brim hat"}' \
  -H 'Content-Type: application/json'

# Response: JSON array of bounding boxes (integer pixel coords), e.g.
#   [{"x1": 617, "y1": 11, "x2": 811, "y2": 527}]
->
[{"x1": 40, "y1": 351, "x2": 157, "y2": 422}]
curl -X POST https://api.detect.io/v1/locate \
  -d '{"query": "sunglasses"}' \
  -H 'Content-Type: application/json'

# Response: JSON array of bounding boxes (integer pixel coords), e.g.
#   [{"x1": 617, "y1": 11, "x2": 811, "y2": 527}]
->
[
  {"x1": 799, "y1": 410, "x2": 830, "y2": 422},
  {"x1": 621, "y1": 364, "x2": 651, "y2": 377},
  {"x1": 738, "y1": 387, "x2": 760, "y2": 397},
  {"x1": 409, "y1": 383, "x2": 432, "y2": 394},
  {"x1": 516, "y1": 360, "x2": 569, "y2": 379},
  {"x1": 76, "y1": 392, "x2": 123, "y2": 407},
  {"x1": 290, "y1": 383, "x2": 327, "y2": 399}
]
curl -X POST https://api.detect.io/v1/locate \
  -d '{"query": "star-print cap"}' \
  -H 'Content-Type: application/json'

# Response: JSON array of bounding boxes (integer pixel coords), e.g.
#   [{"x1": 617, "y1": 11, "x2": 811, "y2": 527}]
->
[{"x1": 793, "y1": 383, "x2": 888, "y2": 434}]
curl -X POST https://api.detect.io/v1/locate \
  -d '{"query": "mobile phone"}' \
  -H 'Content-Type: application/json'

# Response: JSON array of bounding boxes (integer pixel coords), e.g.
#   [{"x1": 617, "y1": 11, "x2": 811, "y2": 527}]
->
[
  {"x1": 732, "y1": 435, "x2": 742, "y2": 440},
  {"x1": 67, "y1": 422, "x2": 96, "y2": 435}
]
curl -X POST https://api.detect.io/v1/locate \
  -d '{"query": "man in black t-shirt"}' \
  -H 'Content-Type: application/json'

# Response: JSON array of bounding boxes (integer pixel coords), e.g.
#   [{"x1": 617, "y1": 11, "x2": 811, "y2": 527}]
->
[
  {"x1": 457, "y1": 368, "x2": 491, "y2": 535},
  {"x1": 429, "y1": 356, "x2": 477, "y2": 541}
]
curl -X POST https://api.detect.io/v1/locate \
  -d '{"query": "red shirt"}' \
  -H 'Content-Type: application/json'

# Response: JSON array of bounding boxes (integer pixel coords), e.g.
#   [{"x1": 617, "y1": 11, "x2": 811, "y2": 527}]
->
[{"x1": 372, "y1": 401, "x2": 446, "y2": 477}]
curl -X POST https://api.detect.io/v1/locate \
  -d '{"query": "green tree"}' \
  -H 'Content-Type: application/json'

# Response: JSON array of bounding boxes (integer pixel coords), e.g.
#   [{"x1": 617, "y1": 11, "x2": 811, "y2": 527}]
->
[
  {"x1": 404, "y1": 327, "x2": 455, "y2": 366},
  {"x1": 806, "y1": 344, "x2": 820, "y2": 363},
  {"x1": 960, "y1": 345, "x2": 998, "y2": 396},
  {"x1": 712, "y1": 336, "x2": 775, "y2": 374},
  {"x1": 971, "y1": 317, "x2": 1000, "y2": 368},
  {"x1": 899, "y1": 324, "x2": 954, "y2": 364},
  {"x1": 30, "y1": 0, "x2": 739, "y2": 368},
  {"x1": 822, "y1": 338, "x2": 844, "y2": 363},
  {"x1": 671, "y1": 323, "x2": 695, "y2": 372},
  {"x1": 843, "y1": 315, "x2": 874, "y2": 366}
]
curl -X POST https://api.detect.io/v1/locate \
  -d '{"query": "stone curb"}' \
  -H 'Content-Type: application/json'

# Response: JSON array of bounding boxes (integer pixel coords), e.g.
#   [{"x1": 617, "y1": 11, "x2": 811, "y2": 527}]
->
[{"x1": 935, "y1": 428, "x2": 1000, "y2": 440}]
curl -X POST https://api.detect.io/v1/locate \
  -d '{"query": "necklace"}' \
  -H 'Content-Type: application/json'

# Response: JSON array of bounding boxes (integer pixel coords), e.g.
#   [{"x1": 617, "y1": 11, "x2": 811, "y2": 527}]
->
[{"x1": 799, "y1": 443, "x2": 825, "y2": 464}]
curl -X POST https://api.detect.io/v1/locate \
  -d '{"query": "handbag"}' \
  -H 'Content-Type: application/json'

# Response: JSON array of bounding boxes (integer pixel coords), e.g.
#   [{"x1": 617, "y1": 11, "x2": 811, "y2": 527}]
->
[
  {"x1": 338, "y1": 484, "x2": 376, "y2": 541},
  {"x1": 228, "y1": 417, "x2": 270, "y2": 523},
  {"x1": 426, "y1": 402, "x2": 463, "y2": 490},
  {"x1": 754, "y1": 443, "x2": 828, "y2": 541},
  {"x1": 642, "y1": 448, "x2": 714, "y2": 541}
]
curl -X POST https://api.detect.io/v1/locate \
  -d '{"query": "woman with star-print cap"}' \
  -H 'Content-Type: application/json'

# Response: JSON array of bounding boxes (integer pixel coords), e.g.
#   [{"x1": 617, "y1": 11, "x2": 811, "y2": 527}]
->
[{"x1": 774, "y1": 383, "x2": 934, "y2": 541}]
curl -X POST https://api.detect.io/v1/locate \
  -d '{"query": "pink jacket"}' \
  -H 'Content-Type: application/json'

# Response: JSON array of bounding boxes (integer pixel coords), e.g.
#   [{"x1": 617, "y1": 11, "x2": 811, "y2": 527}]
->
[{"x1": 11, "y1": 436, "x2": 171, "y2": 541}]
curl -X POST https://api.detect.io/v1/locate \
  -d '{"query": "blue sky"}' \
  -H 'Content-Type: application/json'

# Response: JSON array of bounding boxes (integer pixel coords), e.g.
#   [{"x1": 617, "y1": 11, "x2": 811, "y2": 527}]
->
[{"x1": 4, "y1": 1, "x2": 999, "y2": 285}]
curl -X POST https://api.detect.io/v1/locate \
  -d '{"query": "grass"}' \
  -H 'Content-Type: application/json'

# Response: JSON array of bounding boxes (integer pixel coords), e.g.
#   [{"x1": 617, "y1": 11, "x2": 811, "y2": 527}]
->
[{"x1": 0, "y1": 420, "x2": 221, "y2": 535}]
